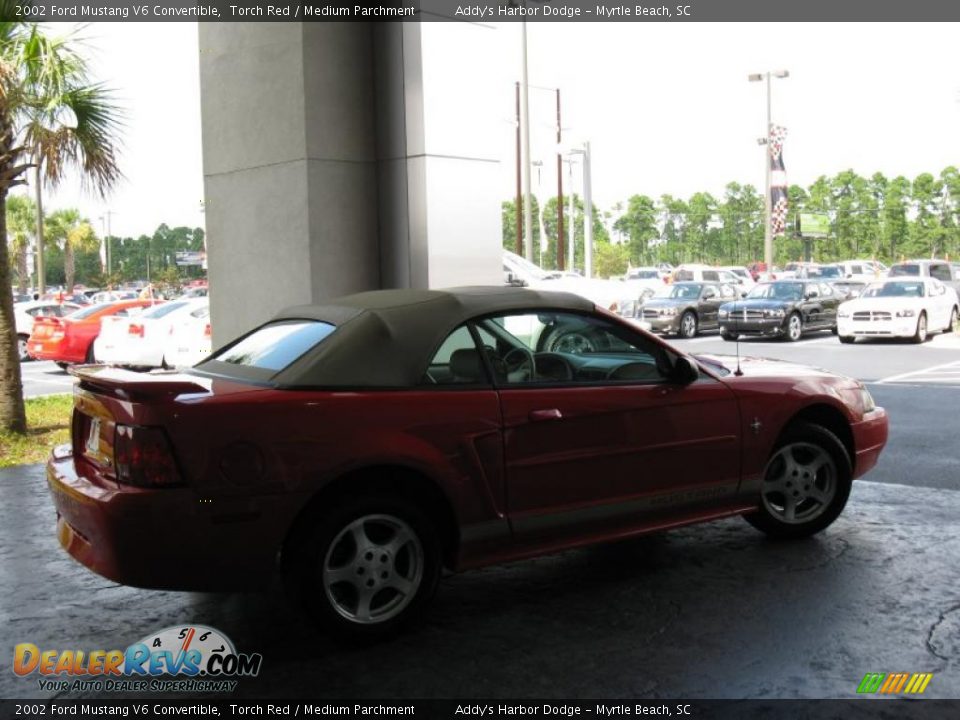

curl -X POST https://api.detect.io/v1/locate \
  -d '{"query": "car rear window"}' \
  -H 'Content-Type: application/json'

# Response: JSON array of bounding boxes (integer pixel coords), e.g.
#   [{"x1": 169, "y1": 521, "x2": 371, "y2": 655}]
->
[
  {"x1": 209, "y1": 320, "x2": 336, "y2": 372},
  {"x1": 890, "y1": 264, "x2": 920, "y2": 277},
  {"x1": 68, "y1": 303, "x2": 116, "y2": 320},
  {"x1": 141, "y1": 302, "x2": 187, "y2": 319}
]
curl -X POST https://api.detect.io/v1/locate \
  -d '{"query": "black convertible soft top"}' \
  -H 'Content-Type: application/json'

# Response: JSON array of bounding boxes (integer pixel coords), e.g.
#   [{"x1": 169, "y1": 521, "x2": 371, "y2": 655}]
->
[{"x1": 202, "y1": 286, "x2": 596, "y2": 388}]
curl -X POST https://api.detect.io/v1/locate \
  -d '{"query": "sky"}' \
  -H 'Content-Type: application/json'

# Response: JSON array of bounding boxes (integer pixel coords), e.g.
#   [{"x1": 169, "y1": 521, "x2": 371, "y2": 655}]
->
[{"x1": 18, "y1": 21, "x2": 960, "y2": 239}]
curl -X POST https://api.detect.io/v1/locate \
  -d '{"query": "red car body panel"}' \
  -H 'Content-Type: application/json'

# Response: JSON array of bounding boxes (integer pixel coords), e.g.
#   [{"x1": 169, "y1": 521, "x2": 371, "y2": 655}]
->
[
  {"x1": 46, "y1": 297, "x2": 889, "y2": 593},
  {"x1": 28, "y1": 300, "x2": 162, "y2": 364}
]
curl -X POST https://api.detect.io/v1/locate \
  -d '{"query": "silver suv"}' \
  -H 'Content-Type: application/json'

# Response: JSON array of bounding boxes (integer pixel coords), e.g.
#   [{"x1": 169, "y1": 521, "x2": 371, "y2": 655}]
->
[{"x1": 888, "y1": 260, "x2": 960, "y2": 294}]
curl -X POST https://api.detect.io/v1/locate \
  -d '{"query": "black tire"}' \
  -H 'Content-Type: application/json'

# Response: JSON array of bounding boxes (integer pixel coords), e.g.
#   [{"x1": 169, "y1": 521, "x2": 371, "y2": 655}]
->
[
  {"x1": 911, "y1": 312, "x2": 928, "y2": 344},
  {"x1": 830, "y1": 325, "x2": 838, "y2": 335},
  {"x1": 283, "y1": 494, "x2": 441, "y2": 641},
  {"x1": 785, "y1": 313, "x2": 803, "y2": 342},
  {"x1": 838, "y1": 335, "x2": 855, "y2": 344},
  {"x1": 17, "y1": 334, "x2": 30, "y2": 362},
  {"x1": 948, "y1": 306, "x2": 958, "y2": 334},
  {"x1": 56, "y1": 362, "x2": 69, "y2": 371},
  {"x1": 720, "y1": 330, "x2": 737, "y2": 342},
  {"x1": 678, "y1": 311, "x2": 698, "y2": 339},
  {"x1": 84, "y1": 343, "x2": 97, "y2": 364},
  {"x1": 744, "y1": 422, "x2": 852, "y2": 540}
]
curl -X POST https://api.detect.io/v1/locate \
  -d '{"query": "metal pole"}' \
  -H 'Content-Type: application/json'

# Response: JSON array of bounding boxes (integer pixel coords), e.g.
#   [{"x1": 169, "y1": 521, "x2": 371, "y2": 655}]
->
[
  {"x1": 34, "y1": 165, "x2": 45, "y2": 295},
  {"x1": 106, "y1": 210, "x2": 113, "y2": 277},
  {"x1": 515, "y1": 82, "x2": 522, "y2": 255},
  {"x1": 582, "y1": 142, "x2": 594, "y2": 279},
  {"x1": 568, "y1": 161, "x2": 575, "y2": 273},
  {"x1": 520, "y1": 19, "x2": 534, "y2": 263},
  {"x1": 556, "y1": 88, "x2": 564, "y2": 272},
  {"x1": 763, "y1": 72, "x2": 772, "y2": 277}
]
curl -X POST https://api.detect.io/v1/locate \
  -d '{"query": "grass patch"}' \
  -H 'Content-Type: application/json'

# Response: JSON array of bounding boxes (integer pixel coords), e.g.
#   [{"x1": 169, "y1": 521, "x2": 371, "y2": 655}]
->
[{"x1": 0, "y1": 394, "x2": 73, "y2": 468}]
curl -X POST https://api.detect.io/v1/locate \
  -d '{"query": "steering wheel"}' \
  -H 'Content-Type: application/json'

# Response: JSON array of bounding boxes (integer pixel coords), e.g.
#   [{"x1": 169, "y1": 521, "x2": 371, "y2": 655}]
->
[
  {"x1": 548, "y1": 330, "x2": 597, "y2": 355},
  {"x1": 502, "y1": 347, "x2": 536, "y2": 382}
]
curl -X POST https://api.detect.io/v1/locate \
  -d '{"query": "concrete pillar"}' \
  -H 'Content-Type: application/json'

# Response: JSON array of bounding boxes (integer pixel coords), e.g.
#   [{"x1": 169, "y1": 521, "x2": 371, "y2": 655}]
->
[{"x1": 200, "y1": 20, "x2": 502, "y2": 345}]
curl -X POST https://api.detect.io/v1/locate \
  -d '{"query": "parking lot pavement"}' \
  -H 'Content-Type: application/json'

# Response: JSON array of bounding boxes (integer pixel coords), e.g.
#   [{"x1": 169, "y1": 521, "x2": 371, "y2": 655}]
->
[
  {"x1": 19, "y1": 361, "x2": 75, "y2": 398},
  {"x1": 2, "y1": 461, "x2": 959, "y2": 701}
]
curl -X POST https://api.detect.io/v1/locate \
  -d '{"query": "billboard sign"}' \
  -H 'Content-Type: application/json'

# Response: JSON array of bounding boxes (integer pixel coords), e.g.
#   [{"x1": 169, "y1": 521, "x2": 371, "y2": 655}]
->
[{"x1": 799, "y1": 213, "x2": 830, "y2": 238}]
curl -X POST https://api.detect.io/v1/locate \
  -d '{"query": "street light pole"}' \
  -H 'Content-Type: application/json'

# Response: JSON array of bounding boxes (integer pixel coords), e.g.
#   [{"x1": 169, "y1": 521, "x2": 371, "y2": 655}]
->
[
  {"x1": 520, "y1": 19, "x2": 534, "y2": 263},
  {"x1": 34, "y1": 165, "x2": 45, "y2": 295},
  {"x1": 749, "y1": 70, "x2": 788, "y2": 278},
  {"x1": 582, "y1": 141, "x2": 593, "y2": 279}
]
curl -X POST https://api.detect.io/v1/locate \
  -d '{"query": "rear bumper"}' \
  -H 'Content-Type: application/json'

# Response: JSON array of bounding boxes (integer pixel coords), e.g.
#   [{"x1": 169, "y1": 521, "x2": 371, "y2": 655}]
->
[
  {"x1": 46, "y1": 450, "x2": 283, "y2": 591},
  {"x1": 851, "y1": 407, "x2": 888, "y2": 479},
  {"x1": 29, "y1": 341, "x2": 84, "y2": 363}
]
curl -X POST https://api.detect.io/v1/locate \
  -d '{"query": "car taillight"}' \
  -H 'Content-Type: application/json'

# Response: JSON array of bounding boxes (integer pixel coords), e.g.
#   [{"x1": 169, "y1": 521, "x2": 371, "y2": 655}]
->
[
  {"x1": 128, "y1": 324, "x2": 144, "y2": 337},
  {"x1": 203, "y1": 323, "x2": 211, "y2": 338},
  {"x1": 114, "y1": 425, "x2": 183, "y2": 487}
]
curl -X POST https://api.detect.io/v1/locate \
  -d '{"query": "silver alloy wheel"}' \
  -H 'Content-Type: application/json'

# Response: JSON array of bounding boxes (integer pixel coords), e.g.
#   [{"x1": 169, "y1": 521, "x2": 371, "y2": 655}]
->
[
  {"x1": 950, "y1": 307, "x2": 959, "y2": 333},
  {"x1": 917, "y1": 314, "x2": 927, "y2": 342},
  {"x1": 17, "y1": 336, "x2": 29, "y2": 362},
  {"x1": 680, "y1": 312, "x2": 697, "y2": 338},
  {"x1": 761, "y1": 441, "x2": 837, "y2": 524},
  {"x1": 322, "y1": 514, "x2": 424, "y2": 625},
  {"x1": 787, "y1": 314, "x2": 802, "y2": 341}
]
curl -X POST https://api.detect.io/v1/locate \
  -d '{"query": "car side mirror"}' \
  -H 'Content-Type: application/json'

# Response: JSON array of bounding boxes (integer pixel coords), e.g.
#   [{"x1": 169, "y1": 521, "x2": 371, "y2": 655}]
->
[
  {"x1": 670, "y1": 355, "x2": 700, "y2": 385},
  {"x1": 805, "y1": 291, "x2": 818, "y2": 300}
]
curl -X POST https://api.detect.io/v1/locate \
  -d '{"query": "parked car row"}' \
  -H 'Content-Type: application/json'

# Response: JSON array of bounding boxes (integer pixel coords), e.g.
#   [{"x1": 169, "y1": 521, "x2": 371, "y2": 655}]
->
[{"x1": 16, "y1": 295, "x2": 213, "y2": 369}]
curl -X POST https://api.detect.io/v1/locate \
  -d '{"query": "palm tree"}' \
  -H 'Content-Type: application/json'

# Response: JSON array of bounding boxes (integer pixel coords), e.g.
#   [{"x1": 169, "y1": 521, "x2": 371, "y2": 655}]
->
[
  {"x1": 45, "y1": 208, "x2": 97, "y2": 293},
  {"x1": 5, "y1": 194, "x2": 34, "y2": 293},
  {"x1": 0, "y1": 11, "x2": 122, "y2": 433}
]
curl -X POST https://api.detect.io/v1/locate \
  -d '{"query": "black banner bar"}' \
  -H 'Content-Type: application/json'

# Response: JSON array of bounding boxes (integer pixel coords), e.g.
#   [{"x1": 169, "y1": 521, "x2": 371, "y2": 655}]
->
[
  {"x1": 1, "y1": 700, "x2": 958, "y2": 720},
  {"x1": 10, "y1": 0, "x2": 960, "y2": 22}
]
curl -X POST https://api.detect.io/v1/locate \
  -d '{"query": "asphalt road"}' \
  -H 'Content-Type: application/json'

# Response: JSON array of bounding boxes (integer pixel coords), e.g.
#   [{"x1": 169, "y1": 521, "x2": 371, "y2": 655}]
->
[{"x1": 4, "y1": 327, "x2": 959, "y2": 701}]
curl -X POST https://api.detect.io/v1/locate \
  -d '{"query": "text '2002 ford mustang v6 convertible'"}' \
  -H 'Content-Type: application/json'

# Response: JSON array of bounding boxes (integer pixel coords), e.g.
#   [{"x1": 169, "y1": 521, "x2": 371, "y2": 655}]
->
[{"x1": 47, "y1": 287, "x2": 888, "y2": 639}]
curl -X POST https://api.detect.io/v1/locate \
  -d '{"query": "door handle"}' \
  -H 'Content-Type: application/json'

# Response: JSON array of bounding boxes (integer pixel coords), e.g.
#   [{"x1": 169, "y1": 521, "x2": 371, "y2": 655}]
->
[{"x1": 529, "y1": 408, "x2": 563, "y2": 422}]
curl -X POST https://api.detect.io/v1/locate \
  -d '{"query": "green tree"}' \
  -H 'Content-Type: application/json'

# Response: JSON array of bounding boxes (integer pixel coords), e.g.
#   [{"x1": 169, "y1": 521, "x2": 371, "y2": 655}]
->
[
  {"x1": 501, "y1": 196, "x2": 540, "y2": 254},
  {"x1": 5, "y1": 193, "x2": 33, "y2": 292},
  {"x1": 612, "y1": 194, "x2": 658, "y2": 264},
  {"x1": 541, "y1": 194, "x2": 609, "y2": 272},
  {"x1": 0, "y1": 14, "x2": 122, "y2": 433}
]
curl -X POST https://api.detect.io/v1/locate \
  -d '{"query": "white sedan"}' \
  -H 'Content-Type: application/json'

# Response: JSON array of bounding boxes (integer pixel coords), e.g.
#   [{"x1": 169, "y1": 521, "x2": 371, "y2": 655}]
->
[
  {"x1": 163, "y1": 304, "x2": 212, "y2": 368},
  {"x1": 837, "y1": 277, "x2": 959, "y2": 344},
  {"x1": 93, "y1": 298, "x2": 209, "y2": 368},
  {"x1": 13, "y1": 300, "x2": 83, "y2": 361}
]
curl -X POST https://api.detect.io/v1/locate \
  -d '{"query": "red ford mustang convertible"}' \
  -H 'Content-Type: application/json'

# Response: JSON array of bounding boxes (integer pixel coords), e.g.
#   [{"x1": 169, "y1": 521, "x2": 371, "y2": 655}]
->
[{"x1": 47, "y1": 287, "x2": 888, "y2": 638}]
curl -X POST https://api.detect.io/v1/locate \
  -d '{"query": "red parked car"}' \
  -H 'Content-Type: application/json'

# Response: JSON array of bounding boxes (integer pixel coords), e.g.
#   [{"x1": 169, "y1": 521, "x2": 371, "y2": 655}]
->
[
  {"x1": 47, "y1": 287, "x2": 888, "y2": 639},
  {"x1": 28, "y1": 299, "x2": 163, "y2": 367}
]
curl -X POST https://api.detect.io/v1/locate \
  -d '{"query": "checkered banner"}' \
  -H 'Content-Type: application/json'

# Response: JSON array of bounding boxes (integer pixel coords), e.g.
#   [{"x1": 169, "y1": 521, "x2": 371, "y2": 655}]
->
[{"x1": 769, "y1": 125, "x2": 788, "y2": 236}]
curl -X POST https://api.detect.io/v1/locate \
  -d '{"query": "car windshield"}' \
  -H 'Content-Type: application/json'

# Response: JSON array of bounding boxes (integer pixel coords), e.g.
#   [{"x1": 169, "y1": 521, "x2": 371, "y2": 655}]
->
[
  {"x1": 667, "y1": 283, "x2": 703, "y2": 299},
  {"x1": 806, "y1": 266, "x2": 842, "y2": 278},
  {"x1": 747, "y1": 283, "x2": 803, "y2": 301},
  {"x1": 889, "y1": 264, "x2": 920, "y2": 277},
  {"x1": 862, "y1": 281, "x2": 925, "y2": 298}
]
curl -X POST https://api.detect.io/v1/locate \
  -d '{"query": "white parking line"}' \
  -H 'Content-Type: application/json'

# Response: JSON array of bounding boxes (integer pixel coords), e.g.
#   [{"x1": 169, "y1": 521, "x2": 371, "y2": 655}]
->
[{"x1": 876, "y1": 360, "x2": 960, "y2": 385}]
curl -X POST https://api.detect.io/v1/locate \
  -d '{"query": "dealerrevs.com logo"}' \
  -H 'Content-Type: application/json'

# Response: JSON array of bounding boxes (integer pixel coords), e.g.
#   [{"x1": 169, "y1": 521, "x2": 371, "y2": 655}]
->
[
  {"x1": 13, "y1": 625, "x2": 262, "y2": 693},
  {"x1": 857, "y1": 672, "x2": 934, "y2": 695}
]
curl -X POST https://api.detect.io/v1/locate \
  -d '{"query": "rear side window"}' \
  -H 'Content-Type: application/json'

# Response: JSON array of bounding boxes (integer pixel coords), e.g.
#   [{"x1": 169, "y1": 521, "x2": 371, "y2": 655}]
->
[
  {"x1": 930, "y1": 264, "x2": 952, "y2": 282},
  {"x1": 675, "y1": 270, "x2": 694, "y2": 281},
  {"x1": 210, "y1": 321, "x2": 336, "y2": 372}
]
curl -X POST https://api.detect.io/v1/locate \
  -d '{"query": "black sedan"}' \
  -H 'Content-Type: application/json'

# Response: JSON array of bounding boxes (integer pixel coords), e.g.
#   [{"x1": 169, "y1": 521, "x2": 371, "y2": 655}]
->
[
  {"x1": 719, "y1": 280, "x2": 841, "y2": 342},
  {"x1": 640, "y1": 282, "x2": 739, "y2": 338}
]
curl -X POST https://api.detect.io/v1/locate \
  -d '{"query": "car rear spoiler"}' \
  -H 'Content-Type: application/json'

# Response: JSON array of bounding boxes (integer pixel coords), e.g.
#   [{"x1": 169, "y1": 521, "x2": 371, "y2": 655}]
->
[{"x1": 69, "y1": 365, "x2": 211, "y2": 400}]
